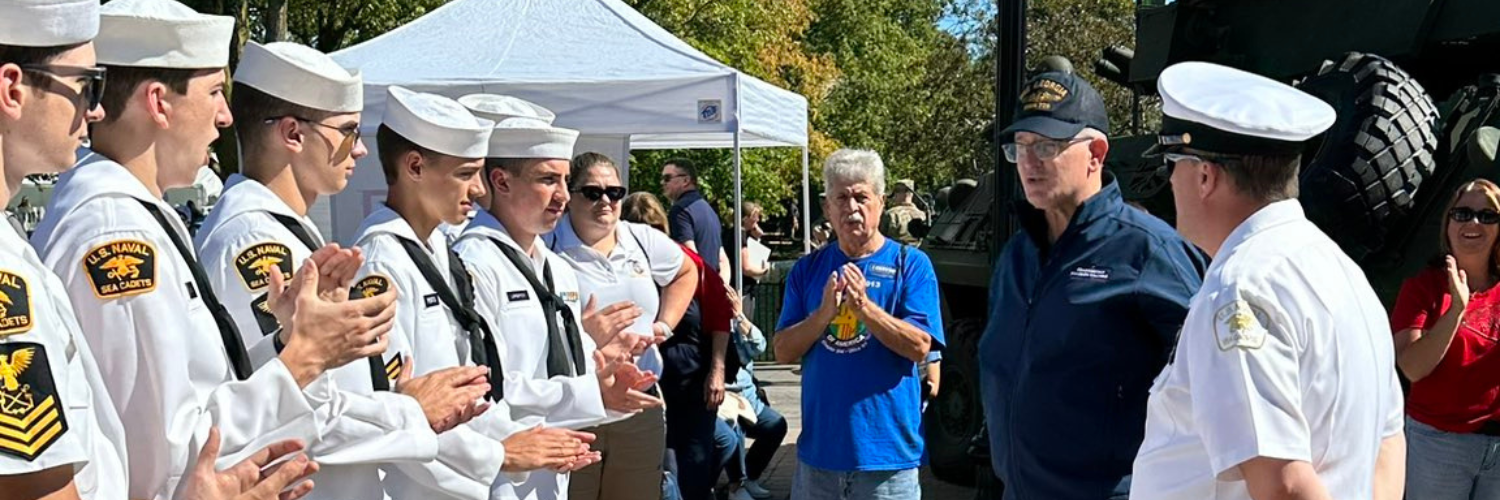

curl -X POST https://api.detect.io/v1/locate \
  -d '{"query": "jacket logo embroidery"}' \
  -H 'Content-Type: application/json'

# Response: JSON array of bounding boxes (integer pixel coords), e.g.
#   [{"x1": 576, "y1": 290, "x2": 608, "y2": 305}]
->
[
  {"x1": 0, "y1": 271, "x2": 34, "y2": 337},
  {"x1": 84, "y1": 239, "x2": 157, "y2": 299},
  {"x1": 1069, "y1": 266, "x2": 1110, "y2": 281},
  {"x1": 0, "y1": 342, "x2": 67, "y2": 461},
  {"x1": 235, "y1": 242, "x2": 293, "y2": 291}
]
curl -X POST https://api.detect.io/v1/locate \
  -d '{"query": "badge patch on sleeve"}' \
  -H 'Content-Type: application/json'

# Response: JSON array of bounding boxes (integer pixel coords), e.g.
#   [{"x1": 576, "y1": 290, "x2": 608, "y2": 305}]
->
[
  {"x1": 83, "y1": 239, "x2": 157, "y2": 299},
  {"x1": 385, "y1": 355, "x2": 403, "y2": 383},
  {"x1": 235, "y1": 243, "x2": 294, "y2": 291},
  {"x1": 0, "y1": 271, "x2": 34, "y2": 337},
  {"x1": 0, "y1": 342, "x2": 68, "y2": 461},
  {"x1": 353, "y1": 275, "x2": 391, "y2": 299},
  {"x1": 1214, "y1": 299, "x2": 1269, "y2": 351},
  {"x1": 250, "y1": 293, "x2": 279, "y2": 335}
]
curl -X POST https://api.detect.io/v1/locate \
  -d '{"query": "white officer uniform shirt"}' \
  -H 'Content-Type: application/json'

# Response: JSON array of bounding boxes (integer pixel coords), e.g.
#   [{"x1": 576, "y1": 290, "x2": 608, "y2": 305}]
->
[
  {"x1": 1130, "y1": 201, "x2": 1403, "y2": 500},
  {"x1": 351, "y1": 205, "x2": 527, "y2": 500},
  {"x1": 0, "y1": 222, "x2": 128, "y2": 500},
  {"x1": 31, "y1": 154, "x2": 339, "y2": 500},
  {"x1": 545, "y1": 213, "x2": 686, "y2": 383},
  {"x1": 195, "y1": 175, "x2": 440, "y2": 500},
  {"x1": 454, "y1": 208, "x2": 609, "y2": 500}
]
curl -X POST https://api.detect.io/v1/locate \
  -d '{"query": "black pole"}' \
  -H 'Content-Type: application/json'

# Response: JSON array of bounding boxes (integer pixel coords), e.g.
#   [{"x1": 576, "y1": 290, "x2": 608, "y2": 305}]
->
[{"x1": 993, "y1": 0, "x2": 1026, "y2": 252}]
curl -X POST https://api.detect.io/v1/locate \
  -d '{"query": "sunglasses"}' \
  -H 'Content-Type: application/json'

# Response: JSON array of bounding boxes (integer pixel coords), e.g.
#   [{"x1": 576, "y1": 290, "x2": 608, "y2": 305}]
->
[
  {"x1": 574, "y1": 185, "x2": 626, "y2": 202},
  {"x1": 1450, "y1": 207, "x2": 1500, "y2": 225},
  {"x1": 20, "y1": 64, "x2": 107, "y2": 111},
  {"x1": 265, "y1": 116, "x2": 361, "y2": 160},
  {"x1": 1002, "y1": 137, "x2": 1091, "y2": 163}
]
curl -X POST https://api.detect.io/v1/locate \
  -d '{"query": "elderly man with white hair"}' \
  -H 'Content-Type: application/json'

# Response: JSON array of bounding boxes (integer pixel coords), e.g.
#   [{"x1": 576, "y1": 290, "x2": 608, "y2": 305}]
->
[{"x1": 772, "y1": 149, "x2": 944, "y2": 500}]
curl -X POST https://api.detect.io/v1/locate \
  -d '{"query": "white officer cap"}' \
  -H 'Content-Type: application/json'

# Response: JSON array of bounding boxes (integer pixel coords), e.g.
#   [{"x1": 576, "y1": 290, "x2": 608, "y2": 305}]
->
[
  {"x1": 0, "y1": 0, "x2": 99, "y2": 47},
  {"x1": 234, "y1": 42, "x2": 362, "y2": 113},
  {"x1": 381, "y1": 86, "x2": 493, "y2": 159},
  {"x1": 95, "y1": 0, "x2": 234, "y2": 69},
  {"x1": 1147, "y1": 61, "x2": 1336, "y2": 157},
  {"x1": 457, "y1": 94, "x2": 579, "y2": 160}
]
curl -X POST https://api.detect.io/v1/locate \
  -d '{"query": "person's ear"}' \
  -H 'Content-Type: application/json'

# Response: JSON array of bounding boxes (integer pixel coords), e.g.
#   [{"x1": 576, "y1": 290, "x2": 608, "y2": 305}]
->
[
  {"x1": 274, "y1": 117, "x2": 304, "y2": 153},
  {"x1": 402, "y1": 150, "x2": 424, "y2": 183},
  {"x1": 1088, "y1": 137, "x2": 1110, "y2": 172},
  {"x1": 488, "y1": 166, "x2": 510, "y2": 196},
  {"x1": 0, "y1": 64, "x2": 26, "y2": 121},
  {"x1": 145, "y1": 81, "x2": 172, "y2": 129}
]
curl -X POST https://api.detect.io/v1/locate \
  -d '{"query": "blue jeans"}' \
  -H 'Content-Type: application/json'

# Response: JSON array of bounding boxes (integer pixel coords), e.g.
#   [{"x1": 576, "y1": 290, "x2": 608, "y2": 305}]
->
[
  {"x1": 722, "y1": 406, "x2": 788, "y2": 482},
  {"x1": 791, "y1": 462, "x2": 919, "y2": 500},
  {"x1": 1407, "y1": 416, "x2": 1500, "y2": 500}
]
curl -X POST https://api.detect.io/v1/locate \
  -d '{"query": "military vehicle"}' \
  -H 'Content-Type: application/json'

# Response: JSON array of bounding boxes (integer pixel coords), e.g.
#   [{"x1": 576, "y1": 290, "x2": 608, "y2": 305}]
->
[{"x1": 921, "y1": 0, "x2": 1500, "y2": 488}]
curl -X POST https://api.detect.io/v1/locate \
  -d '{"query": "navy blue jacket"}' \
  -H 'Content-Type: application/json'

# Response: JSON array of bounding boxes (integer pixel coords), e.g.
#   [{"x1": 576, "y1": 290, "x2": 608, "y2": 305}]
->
[{"x1": 979, "y1": 177, "x2": 1205, "y2": 500}]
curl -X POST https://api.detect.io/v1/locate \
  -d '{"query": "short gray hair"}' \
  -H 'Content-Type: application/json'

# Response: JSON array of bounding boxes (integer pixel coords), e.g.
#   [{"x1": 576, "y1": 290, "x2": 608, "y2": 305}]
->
[{"x1": 823, "y1": 148, "x2": 885, "y2": 196}]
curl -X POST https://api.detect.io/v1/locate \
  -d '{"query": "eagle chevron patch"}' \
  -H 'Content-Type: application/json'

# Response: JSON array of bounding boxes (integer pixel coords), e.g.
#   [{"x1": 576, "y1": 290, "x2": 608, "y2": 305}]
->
[{"x1": 0, "y1": 342, "x2": 67, "y2": 461}]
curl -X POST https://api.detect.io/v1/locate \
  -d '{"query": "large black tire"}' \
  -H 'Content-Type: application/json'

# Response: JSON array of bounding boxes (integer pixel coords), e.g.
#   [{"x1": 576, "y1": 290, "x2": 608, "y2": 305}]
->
[
  {"x1": 1296, "y1": 52, "x2": 1439, "y2": 262},
  {"x1": 925, "y1": 318, "x2": 986, "y2": 486}
]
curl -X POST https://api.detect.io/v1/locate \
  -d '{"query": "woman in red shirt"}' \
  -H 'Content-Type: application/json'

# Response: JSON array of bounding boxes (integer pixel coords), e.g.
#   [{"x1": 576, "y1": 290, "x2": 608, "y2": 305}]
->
[{"x1": 1392, "y1": 178, "x2": 1500, "y2": 499}]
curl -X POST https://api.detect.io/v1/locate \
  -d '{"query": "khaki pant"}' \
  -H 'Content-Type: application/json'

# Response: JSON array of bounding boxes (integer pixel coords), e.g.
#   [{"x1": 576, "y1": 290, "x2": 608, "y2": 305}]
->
[{"x1": 568, "y1": 405, "x2": 667, "y2": 500}]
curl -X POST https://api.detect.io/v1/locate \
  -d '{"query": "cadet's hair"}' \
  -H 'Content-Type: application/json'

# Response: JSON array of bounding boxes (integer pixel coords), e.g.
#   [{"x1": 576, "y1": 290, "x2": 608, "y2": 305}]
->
[
  {"x1": 621, "y1": 192, "x2": 670, "y2": 233},
  {"x1": 376, "y1": 124, "x2": 439, "y2": 186},
  {"x1": 823, "y1": 148, "x2": 886, "y2": 196},
  {"x1": 97, "y1": 66, "x2": 213, "y2": 125},
  {"x1": 664, "y1": 157, "x2": 697, "y2": 184},
  {"x1": 230, "y1": 84, "x2": 340, "y2": 149},
  {"x1": 1438, "y1": 179, "x2": 1500, "y2": 274},
  {"x1": 0, "y1": 43, "x2": 83, "y2": 94},
  {"x1": 1203, "y1": 152, "x2": 1300, "y2": 202},
  {"x1": 570, "y1": 152, "x2": 616, "y2": 190}
]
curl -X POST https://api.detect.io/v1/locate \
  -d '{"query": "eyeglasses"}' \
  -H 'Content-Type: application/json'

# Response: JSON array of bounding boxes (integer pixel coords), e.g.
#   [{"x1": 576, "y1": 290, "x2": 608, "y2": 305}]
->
[
  {"x1": 265, "y1": 116, "x2": 361, "y2": 159},
  {"x1": 573, "y1": 185, "x2": 627, "y2": 202},
  {"x1": 1002, "y1": 137, "x2": 1091, "y2": 162},
  {"x1": 1450, "y1": 207, "x2": 1500, "y2": 225},
  {"x1": 661, "y1": 173, "x2": 687, "y2": 183},
  {"x1": 19, "y1": 64, "x2": 107, "y2": 111},
  {"x1": 1157, "y1": 152, "x2": 1205, "y2": 175}
]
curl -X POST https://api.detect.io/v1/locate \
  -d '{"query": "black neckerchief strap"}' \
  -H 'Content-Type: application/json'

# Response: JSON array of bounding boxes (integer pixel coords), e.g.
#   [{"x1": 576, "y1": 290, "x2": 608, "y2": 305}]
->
[
  {"x1": 394, "y1": 237, "x2": 504, "y2": 401},
  {"x1": 136, "y1": 200, "x2": 253, "y2": 380},
  {"x1": 268, "y1": 212, "x2": 322, "y2": 250},
  {"x1": 490, "y1": 237, "x2": 586, "y2": 377}
]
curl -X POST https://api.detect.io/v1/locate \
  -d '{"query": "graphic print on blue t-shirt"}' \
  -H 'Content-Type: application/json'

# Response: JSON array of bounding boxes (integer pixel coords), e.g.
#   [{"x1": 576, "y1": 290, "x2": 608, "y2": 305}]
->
[{"x1": 776, "y1": 239, "x2": 945, "y2": 471}]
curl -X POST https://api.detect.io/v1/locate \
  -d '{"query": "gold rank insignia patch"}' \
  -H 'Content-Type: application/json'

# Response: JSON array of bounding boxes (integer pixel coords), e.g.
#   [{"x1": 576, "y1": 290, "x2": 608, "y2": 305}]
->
[
  {"x1": 235, "y1": 243, "x2": 293, "y2": 291},
  {"x1": 0, "y1": 342, "x2": 67, "y2": 461},
  {"x1": 385, "y1": 355, "x2": 403, "y2": 383},
  {"x1": 84, "y1": 239, "x2": 157, "y2": 299},
  {"x1": 354, "y1": 275, "x2": 391, "y2": 299},
  {"x1": 250, "y1": 293, "x2": 279, "y2": 335},
  {"x1": 0, "y1": 271, "x2": 34, "y2": 337},
  {"x1": 1214, "y1": 299, "x2": 1269, "y2": 351}
]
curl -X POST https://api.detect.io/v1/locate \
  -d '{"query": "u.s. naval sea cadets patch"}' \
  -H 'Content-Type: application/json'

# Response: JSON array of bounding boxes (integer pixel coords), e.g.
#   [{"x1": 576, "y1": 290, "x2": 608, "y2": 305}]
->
[
  {"x1": 354, "y1": 275, "x2": 391, "y2": 300},
  {"x1": 235, "y1": 242, "x2": 293, "y2": 291},
  {"x1": 0, "y1": 271, "x2": 34, "y2": 337},
  {"x1": 0, "y1": 342, "x2": 67, "y2": 461},
  {"x1": 83, "y1": 239, "x2": 157, "y2": 299},
  {"x1": 1214, "y1": 299, "x2": 1269, "y2": 351}
]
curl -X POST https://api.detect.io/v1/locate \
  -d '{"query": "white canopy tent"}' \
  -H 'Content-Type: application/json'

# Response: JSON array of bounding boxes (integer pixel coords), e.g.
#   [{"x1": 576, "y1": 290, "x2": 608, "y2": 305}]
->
[{"x1": 321, "y1": 0, "x2": 813, "y2": 286}]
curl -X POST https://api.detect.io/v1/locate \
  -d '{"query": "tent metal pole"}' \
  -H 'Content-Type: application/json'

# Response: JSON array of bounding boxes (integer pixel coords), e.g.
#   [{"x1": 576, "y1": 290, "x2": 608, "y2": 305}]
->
[
  {"x1": 802, "y1": 146, "x2": 810, "y2": 254},
  {"x1": 733, "y1": 132, "x2": 743, "y2": 295}
]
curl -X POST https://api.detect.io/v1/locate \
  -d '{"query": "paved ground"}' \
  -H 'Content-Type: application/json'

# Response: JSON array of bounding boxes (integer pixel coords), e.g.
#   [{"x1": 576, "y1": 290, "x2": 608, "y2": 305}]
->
[{"x1": 727, "y1": 364, "x2": 976, "y2": 499}]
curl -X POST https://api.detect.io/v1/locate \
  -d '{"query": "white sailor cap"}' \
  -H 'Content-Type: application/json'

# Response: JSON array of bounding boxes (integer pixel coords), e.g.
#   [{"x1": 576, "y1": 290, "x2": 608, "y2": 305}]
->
[
  {"x1": 1148, "y1": 61, "x2": 1336, "y2": 157},
  {"x1": 96, "y1": 0, "x2": 234, "y2": 69},
  {"x1": 457, "y1": 94, "x2": 579, "y2": 160},
  {"x1": 381, "y1": 86, "x2": 493, "y2": 159},
  {"x1": 234, "y1": 42, "x2": 362, "y2": 113},
  {"x1": 0, "y1": 0, "x2": 99, "y2": 47}
]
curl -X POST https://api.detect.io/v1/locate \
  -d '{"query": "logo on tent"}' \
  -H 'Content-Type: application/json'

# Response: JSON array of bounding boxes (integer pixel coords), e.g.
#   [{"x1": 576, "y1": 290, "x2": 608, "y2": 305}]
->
[{"x1": 698, "y1": 100, "x2": 722, "y2": 123}]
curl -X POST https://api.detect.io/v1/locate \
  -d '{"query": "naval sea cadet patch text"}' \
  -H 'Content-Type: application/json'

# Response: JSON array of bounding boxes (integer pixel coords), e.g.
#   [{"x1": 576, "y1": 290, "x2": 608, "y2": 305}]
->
[
  {"x1": 354, "y1": 275, "x2": 391, "y2": 299},
  {"x1": 84, "y1": 239, "x2": 157, "y2": 299},
  {"x1": 0, "y1": 342, "x2": 67, "y2": 461},
  {"x1": 0, "y1": 271, "x2": 34, "y2": 337},
  {"x1": 235, "y1": 242, "x2": 294, "y2": 291},
  {"x1": 1214, "y1": 299, "x2": 1269, "y2": 351}
]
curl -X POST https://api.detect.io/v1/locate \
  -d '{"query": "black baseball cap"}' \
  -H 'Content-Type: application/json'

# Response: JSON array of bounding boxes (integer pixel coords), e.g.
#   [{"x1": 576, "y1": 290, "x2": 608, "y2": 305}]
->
[{"x1": 999, "y1": 71, "x2": 1110, "y2": 142}]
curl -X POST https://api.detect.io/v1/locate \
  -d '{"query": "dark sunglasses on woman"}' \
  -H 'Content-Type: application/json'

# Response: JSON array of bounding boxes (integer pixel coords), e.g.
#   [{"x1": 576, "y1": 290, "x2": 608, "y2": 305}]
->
[
  {"x1": 1450, "y1": 206, "x2": 1500, "y2": 225},
  {"x1": 574, "y1": 185, "x2": 627, "y2": 202}
]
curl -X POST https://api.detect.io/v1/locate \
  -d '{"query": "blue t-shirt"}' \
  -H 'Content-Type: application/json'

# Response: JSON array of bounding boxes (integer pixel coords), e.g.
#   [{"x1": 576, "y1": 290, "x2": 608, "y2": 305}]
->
[{"x1": 776, "y1": 239, "x2": 945, "y2": 471}]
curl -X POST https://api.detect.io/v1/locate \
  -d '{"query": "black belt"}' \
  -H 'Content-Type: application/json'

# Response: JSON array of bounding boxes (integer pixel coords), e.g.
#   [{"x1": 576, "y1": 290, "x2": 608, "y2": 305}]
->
[{"x1": 1476, "y1": 421, "x2": 1500, "y2": 436}]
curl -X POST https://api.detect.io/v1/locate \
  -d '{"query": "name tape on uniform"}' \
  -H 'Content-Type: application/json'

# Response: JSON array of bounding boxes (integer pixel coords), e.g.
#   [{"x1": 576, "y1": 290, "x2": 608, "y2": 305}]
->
[
  {"x1": 235, "y1": 242, "x2": 294, "y2": 291},
  {"x1": 83, "y1": 239, "x2": 157, "y2": 299}
]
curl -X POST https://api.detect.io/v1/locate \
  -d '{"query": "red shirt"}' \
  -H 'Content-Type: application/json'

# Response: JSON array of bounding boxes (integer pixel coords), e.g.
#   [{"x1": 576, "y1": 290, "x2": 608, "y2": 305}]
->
[
  {"x1": 1391, "y1": 266, "x2": 1500, "y2": 432},
  {"x1": 680, "y1": 244, "x2": 733, "y2": 334}
]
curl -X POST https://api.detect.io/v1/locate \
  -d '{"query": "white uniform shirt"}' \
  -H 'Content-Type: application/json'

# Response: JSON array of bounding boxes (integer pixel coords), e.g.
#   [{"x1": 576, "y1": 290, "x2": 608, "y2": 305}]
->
[
  {"x1": 352, "y1": 205, "x2": 525, "y2": 500},
  {"x1": 454, "y1": 208, "x2": 609, "y2": 500},
  {"x1": 0, "y1": 222, "x2": 128, "y2": 499},
  {"x1": 545, "y1": 213, "x2": 686, "y2": 381},
  {"x1": 196, "y1": 175, "x2": 440, "y2": 500},
  {"x1": 31, "y1": 154, "x2": 338, "y2": 500},
  {"x1": 1130, "y1": 201, "x2": 1403, "y2": 500}
]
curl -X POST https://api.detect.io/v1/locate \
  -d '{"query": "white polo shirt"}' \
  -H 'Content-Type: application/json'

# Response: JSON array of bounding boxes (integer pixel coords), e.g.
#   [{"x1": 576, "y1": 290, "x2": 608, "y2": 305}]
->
[
  {"x1": 1130, "y1": 201, "x2": 1403, "y2": 500},
  {"x1": 544, "y1": 213, "x2": 685, "y2": 378}
]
